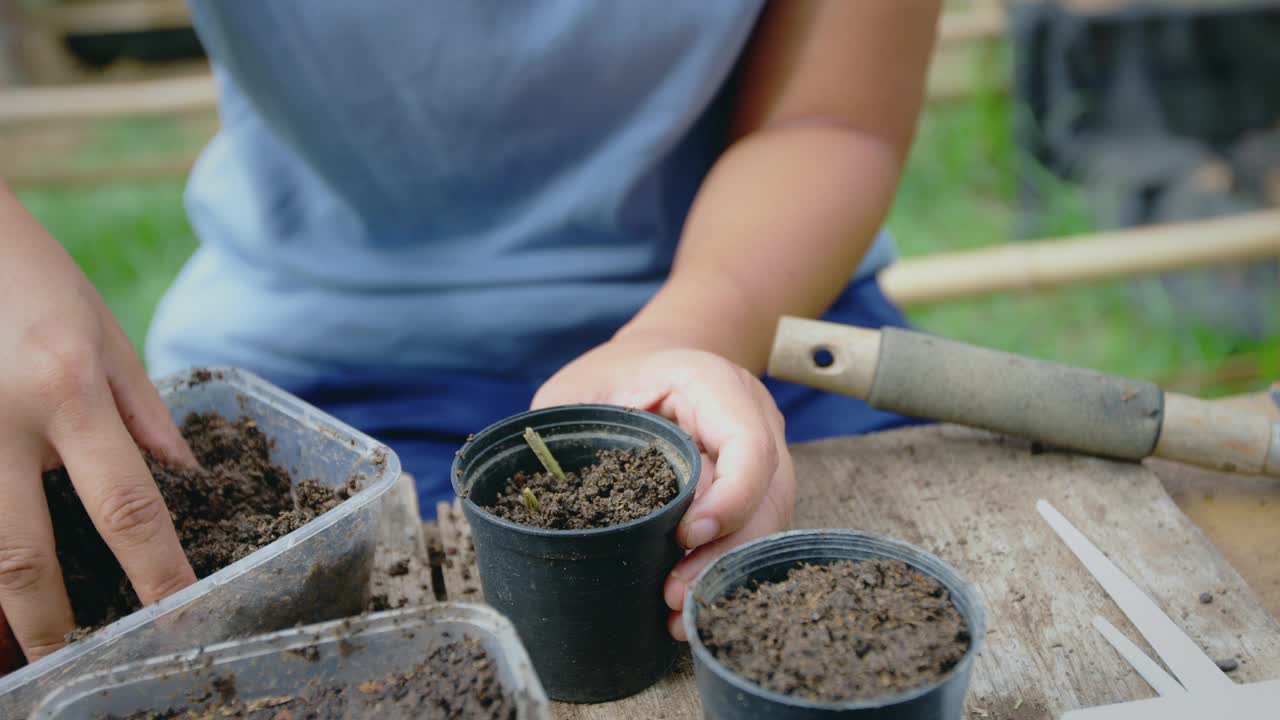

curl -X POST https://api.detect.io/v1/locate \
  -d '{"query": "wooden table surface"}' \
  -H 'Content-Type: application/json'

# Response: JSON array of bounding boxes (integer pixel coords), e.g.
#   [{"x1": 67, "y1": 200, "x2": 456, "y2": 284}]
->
[
  {"x1": 374, "y1": 386, "x2": 1280, "y2": 719},
  {"x1": 1154, "y1": 386, "x2": 1280, "y2": 618}
]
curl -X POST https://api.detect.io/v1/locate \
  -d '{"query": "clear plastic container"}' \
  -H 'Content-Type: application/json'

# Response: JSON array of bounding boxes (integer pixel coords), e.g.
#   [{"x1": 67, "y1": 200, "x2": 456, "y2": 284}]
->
[
  {"x1": 29, "y1": 603, "x2": 551, "y2": 720},
  {"x1": 0, "y1": 367, "x2": 401, "y2": 718}
]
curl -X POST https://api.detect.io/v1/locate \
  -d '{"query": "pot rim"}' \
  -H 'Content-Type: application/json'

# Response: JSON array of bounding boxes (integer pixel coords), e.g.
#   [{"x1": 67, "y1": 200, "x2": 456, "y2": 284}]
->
[
  {"x1": 682, "y1": 528, "x2": 987, "y2": 712},
  {"x1": 451, "y1": 403, "x2": 701, "y2": 539}
]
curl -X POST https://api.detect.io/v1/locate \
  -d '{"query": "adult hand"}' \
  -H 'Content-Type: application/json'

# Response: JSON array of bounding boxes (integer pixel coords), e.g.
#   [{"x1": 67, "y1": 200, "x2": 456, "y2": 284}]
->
[
  {"x1": 533, "y1": 334, "x2": 795, "y2": 640},
  {"x1": 0, "y1": 184, "x2": 196, "y2": 673}
]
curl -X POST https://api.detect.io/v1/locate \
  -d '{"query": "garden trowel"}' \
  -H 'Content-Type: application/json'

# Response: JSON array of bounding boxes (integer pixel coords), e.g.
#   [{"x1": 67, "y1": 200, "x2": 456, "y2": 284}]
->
[{"x1": 767, "y1": 316, "x2": 1280, "y2": 478}]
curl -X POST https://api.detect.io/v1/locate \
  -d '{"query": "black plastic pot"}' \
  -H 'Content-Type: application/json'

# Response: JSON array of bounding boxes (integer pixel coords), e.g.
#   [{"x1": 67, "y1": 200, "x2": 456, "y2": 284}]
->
[
  {"x1": 684, "y1": 529, "x2": 986, "y2": 719},
  {"x1": 451, "y1": 404, "x2": 700, "y2": 703}
]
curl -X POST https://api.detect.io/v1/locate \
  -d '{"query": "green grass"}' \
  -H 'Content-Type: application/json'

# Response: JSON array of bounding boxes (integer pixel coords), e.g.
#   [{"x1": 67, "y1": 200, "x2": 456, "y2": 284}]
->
[
  {"x1": 19, "y1": 180, "x2": 197, "y2": 352},
  {"x1": 886, "y1": 46, "x2": 1279, "y2": 396},
  {"x1": 16, "y1": 115, "x2": 201, "y2": 352},
  {"x1": 14, "y1": 80, "x2": 1280, "y2": 396}
]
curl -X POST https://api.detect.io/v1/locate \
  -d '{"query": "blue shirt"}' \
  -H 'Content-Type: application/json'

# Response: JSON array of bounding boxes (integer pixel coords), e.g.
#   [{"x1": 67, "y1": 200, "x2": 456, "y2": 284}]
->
[{"x1": 146, "y1": 1, "x2": 896, "y2": 385}]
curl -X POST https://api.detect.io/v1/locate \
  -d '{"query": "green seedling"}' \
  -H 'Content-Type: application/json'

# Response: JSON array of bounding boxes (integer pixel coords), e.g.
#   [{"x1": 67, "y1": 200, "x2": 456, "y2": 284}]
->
[
  {"x1": 519, "y1": 426, "x2": 569, "y2": 516},
  {"x1": 522, "y1": 426, "x2": 567, "y2": 483},
  {"x1": 521, "y1": 486, "x2": 541, "y2": 513}
]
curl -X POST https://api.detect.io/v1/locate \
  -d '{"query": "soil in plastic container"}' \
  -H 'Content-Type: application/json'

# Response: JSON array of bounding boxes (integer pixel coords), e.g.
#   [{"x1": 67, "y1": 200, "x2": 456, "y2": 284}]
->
[
  {"x1": 44, "y1": 411, "x2": 357, "y2": 639},
  {"x1": 103, "y1": 635, "x2": 516, "y2": 720}
]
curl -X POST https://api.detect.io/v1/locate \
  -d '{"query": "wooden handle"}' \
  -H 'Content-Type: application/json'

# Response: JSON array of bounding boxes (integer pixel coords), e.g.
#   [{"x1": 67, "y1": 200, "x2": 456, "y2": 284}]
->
[
  {"x1": 770, "y1": 317, "x2": 1164, "y2": 461},
  {"x1": 769, "y1": 317, "x2": 1280, "y2": 477},
  {"x1": 767, "y1": 317, "x2": 882, "y2": 399},
  {"x1": 1157, "y1": 393, "x2": 1280, "y2": 476}
]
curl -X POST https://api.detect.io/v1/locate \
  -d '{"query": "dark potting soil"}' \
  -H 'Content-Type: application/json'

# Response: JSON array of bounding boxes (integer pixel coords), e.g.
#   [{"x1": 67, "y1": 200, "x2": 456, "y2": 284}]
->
[
  {"x1": 105, "y1": 636, "x2": 516, "y2": 720},
  {"x1": 44, "y1": 411, "x2": 354, "y2": 638},
  {"x1": 696, "y1": 559, "x2": 970, "y2": 703},
  {"x1": 487, "y1": 446, "x2": 678, "y2": 530}
]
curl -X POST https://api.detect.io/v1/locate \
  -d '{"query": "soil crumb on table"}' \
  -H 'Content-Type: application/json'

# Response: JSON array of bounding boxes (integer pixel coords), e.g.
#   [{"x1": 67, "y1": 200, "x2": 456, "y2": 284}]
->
[
  {"x1": 696, "y1": 559, "x2": 970, "y2": 703},
  {"x1": 487, "y1": 446, "x2": 678, "y2": 530},
  {"x1": 104, "y1": 636, "x2": 516, "y2": 720},
  {"x1": 45, "y1": 411, "x2": 354, "y2": 637}
]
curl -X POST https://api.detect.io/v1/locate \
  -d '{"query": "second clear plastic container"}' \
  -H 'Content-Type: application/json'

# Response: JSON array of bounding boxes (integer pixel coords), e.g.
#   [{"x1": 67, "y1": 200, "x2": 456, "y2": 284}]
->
[
  {"x1": 29, "y1": 603, "x2": 551, "y2": 720},
  {"x1": 0, "y1": 367, "x2": 401, "y2": 718}
]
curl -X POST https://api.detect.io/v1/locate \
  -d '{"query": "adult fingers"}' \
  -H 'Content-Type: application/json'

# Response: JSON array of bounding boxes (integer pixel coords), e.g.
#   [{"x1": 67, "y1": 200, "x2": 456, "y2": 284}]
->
[
  {"x1": 0, "y1": 447, "x2": 76, "y2": 663},
  {"x1": 103, "y1": 321, "x2": 195, "y2": 467},
  {"x1": 47, "y1": 378, "x2": 196, "y2": 607}
]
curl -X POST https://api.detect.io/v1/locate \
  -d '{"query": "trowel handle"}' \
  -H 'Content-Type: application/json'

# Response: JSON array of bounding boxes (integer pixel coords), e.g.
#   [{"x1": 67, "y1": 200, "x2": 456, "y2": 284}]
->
[{"x1": 768, "y1": 316, "x2": 1280, "y2": 477}]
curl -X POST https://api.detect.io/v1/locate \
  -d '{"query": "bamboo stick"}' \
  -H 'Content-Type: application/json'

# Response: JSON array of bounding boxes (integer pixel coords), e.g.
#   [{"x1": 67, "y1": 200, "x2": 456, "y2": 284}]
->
[
  {"x1": 936, "y1": 6, "x2": 1007, "y2": 48},
  {"x1": 0, "y1": 5, "x2": 1000, "y2": 128},
  {"x1": 0, "y1": 73, "x2": 216, "y2": 126},
  {"x1": 1, "y1": 154, "x2": 199, "y2": 187},
  {"x1": 925, "y1": 53, "x2": 1008, "y2": 102},
  {"x1": 0, "y1": 44, "x2": 986, "y2": 130},
  {"x1": 879, "y1": 210, "x2": 1280, "y2": 306},
  {"x1": 0, "y1": 3, "x2": 1008, "y2": 123},
  {"x1": 42, "y1": 0, "x2": 191, "y2": 35}
]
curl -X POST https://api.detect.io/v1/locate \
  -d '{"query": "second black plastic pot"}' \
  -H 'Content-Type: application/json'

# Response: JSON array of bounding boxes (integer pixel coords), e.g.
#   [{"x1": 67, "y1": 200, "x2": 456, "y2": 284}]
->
[
  {"x1": 451, "y1": 404, "x2": 700, "y2": 703},
  {"x1": 684, "y1": 529, "x2": 986, "y2": 719}
]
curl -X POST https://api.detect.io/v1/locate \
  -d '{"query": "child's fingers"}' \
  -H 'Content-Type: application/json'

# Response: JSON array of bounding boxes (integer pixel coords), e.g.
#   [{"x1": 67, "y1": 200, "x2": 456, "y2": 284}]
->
[
  {"x1": 673, "y1": 368, "x2": 781, "y2": 548},
  {"x1": 614, "y1": 361, "x2": 781, "y2": 548},
  {"x1": 662, "y1": 480, "x2": 792, "y2": 641},
  {"x1": 663, "y1": 477, "x2": 791, "y2": 615}
]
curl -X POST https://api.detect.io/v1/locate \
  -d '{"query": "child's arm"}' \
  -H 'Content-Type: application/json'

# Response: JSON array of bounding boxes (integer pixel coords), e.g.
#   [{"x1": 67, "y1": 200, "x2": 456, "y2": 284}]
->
[
  {"x1": 535, "y1": 0, "x2": 940, "y2": 639},
  {"x1": 619, "y1": 0, "x2": 940, "y2": 373}
]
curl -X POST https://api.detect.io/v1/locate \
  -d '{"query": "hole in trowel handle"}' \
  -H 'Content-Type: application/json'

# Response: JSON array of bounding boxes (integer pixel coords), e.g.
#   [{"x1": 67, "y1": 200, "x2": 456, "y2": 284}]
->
[{"x1": 810, "y1": 345, "x2": 838, "y2": 372}]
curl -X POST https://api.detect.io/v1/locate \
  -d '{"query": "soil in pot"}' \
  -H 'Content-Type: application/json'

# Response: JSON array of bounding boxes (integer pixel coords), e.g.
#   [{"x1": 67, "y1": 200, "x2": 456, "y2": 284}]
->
[
  {"x1": 103, "y1": 635, "x2": 516, "y2": 720},
  {"x1": 696, "y1": 559, "x2": 970, "y2": 703},
  {"x1": 486, "y1": 446, "x2": 677, "y2": 530},
  {"x1": 44, "y1": 411, "x2": 357, "y2": 639}
]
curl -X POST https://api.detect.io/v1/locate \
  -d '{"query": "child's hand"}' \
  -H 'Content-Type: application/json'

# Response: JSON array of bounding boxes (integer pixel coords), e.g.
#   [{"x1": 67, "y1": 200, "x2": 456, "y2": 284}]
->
[{"x1": 532, "y1": 335, "x2": 795, "y2": 640}]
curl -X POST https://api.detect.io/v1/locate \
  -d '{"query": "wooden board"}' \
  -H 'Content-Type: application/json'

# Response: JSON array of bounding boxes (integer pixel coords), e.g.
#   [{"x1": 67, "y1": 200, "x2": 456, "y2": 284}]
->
[
  {"x1": 9, "y1": 0, "x2": 196, "y2": 84},
  {"x1": 789, "y1": 425, "x2": 1280, "y2": 719},
  {"x1": 368, "y1": 472, "x2": 435, "y2": 609},
  {"x1": 1152, "y1": 384, "x2": 1280, "y2": 618},
  {"x1": 435, "y1": 500, "x2": 483, "y2": 602},
  {"x1": 0, "y1": 106, "x2": 216, "y2": 188},
  {"x1": 414, "y1": 423, "x2": 1280, "y2": 719}
]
